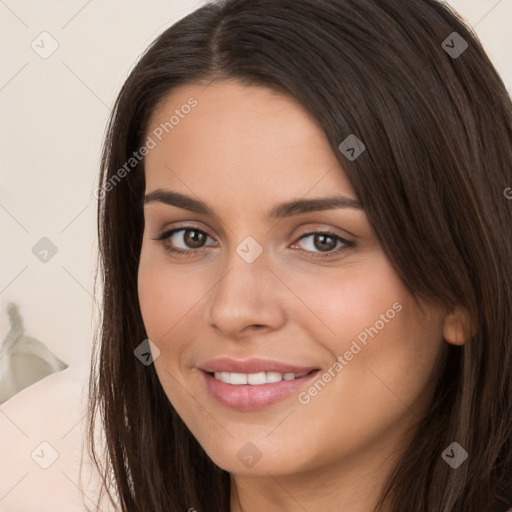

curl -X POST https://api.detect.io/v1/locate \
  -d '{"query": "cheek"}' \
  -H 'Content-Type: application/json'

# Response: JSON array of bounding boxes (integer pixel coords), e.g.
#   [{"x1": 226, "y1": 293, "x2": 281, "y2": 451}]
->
[
  {"x1": 137, "y1": 253, "x2": 207, "y2": 416},
  {"x1": 290, "y1": 256, "x2": 445, "y2": 409},
  {"x1": 310, "y1": 289, "x2": 445, "y2": 438},
  {"x1": 363, "y1": 300, "x2": 445, "y2": 393},
  {"x1": 278, "y1": 255, "x2": 409, "y2": 354},
  {"x1": 137, "y1": 248, "x2": 207, "y2": 343}
]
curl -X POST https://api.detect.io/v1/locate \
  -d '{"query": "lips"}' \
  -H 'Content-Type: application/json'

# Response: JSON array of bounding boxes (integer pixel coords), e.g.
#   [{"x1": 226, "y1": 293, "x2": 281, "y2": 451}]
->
[
  {"x1": 199, "y1": 358, "x2": 320, "y2": 410},
  {"x1": 200, "y1": 357, "x2": 317, "y2": 375}
]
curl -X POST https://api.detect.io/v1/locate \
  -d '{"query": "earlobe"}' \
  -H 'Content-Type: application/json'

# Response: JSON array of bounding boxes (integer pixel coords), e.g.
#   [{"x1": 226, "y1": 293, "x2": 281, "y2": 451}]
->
[{"x1": 442, "y1": 306, "x2": 474, "y2": 346}]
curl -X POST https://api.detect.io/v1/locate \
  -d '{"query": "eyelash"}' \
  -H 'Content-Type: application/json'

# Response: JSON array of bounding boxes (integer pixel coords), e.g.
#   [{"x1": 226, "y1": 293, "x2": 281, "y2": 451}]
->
[{"x1": 151, "y1": 226, "x2": 354, "y2": 259}]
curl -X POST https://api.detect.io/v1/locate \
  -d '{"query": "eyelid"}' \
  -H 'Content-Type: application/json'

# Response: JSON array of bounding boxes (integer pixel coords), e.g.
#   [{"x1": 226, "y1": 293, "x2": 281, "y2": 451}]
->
[
  {"x1": 151, "y1": 225, "x2": 217, "y2": 247},
  {"x1": 152, "y1": 221, "x2": 214, "y2": 240}
]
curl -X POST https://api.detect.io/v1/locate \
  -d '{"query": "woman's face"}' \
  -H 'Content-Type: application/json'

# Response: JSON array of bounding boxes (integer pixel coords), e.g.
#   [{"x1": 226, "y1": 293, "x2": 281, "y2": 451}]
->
[{"x1": 138, "y1": 80, "x2": 449, "y2": 479}]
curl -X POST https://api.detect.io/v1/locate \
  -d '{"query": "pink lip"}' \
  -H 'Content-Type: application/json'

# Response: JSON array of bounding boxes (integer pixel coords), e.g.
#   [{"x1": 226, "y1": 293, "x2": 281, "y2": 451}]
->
[
  {"x1": 199, "y1": 358, "x2": 320, "y2": 411},
  {"x1": 200, "y1": 357, "x2": 317, "y2": 375}
]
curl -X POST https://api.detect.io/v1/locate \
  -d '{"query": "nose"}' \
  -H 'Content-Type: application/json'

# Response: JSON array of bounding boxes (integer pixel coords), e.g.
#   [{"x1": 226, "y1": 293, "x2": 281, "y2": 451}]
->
[{"x1": 205, "y1": 247, "x2": 287, "y2": 338}]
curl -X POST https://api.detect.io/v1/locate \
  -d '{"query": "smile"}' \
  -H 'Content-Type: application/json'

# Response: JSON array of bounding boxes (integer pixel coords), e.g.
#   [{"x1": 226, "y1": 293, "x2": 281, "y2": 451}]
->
[
  {"x1": 212, "y1": 371, "x2": 309, "y2": 385},
  {"x1": 199, "y1": 358, "x2": 320, "y2": 410}
]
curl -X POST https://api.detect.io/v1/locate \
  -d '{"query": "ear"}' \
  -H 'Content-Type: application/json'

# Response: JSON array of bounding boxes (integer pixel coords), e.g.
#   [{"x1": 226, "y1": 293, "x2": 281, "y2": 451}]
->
[{"x1": 442, "y1": 306, "x2": 474, "y2": 346}]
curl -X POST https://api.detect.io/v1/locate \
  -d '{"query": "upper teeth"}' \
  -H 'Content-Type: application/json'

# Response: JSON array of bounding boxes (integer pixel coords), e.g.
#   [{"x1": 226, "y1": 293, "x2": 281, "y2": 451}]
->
[{"x1": 214, "y1": 371, "x2": 307, "y2": 385}]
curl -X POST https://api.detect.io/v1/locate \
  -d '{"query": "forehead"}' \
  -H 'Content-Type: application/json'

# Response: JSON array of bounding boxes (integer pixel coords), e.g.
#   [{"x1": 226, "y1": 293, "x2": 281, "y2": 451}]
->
[{"x1": 143, "y1": 80, "x2": 357, "y2": 203}]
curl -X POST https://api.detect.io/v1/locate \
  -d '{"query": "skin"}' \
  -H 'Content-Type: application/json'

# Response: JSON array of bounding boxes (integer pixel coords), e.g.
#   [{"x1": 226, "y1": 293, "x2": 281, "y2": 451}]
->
[{"x1": 137, "y1": 80, "x2": 468, "y2": 511}]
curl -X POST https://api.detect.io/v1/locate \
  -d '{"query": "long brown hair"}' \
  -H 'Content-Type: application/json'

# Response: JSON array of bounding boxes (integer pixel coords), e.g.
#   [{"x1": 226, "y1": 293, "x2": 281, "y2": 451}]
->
[{"x1": 84, "y1": 0, "x2": 512, "y2": 510}]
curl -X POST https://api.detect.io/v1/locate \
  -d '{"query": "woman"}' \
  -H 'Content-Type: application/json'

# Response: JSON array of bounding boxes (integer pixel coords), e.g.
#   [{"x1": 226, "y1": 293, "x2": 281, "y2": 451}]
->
[{"x1": 85, "y1": 0, "x2": 512, "y2": 510}]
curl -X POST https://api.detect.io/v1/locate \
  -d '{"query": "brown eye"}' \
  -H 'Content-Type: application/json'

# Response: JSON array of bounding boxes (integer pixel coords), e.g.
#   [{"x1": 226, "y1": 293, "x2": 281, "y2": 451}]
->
[
  {"x1": 152, "y1": 227, "x2": 216, "y2": 255},
  {"x1": 182, "y1": 229, "x2": 207, "y2": 249},
  {"x1": 313, "y1": 233, "x2": 337, "y2": 252},
  {"x1": 293, "y1": 231, "x2": 353, "y2": 258}
]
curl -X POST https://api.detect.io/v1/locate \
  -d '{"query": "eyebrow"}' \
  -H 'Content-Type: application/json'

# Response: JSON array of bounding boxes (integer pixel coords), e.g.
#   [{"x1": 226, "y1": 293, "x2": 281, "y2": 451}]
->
[{"x1": 144, "y1": 189, "x2": 363, "y2": 219}]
